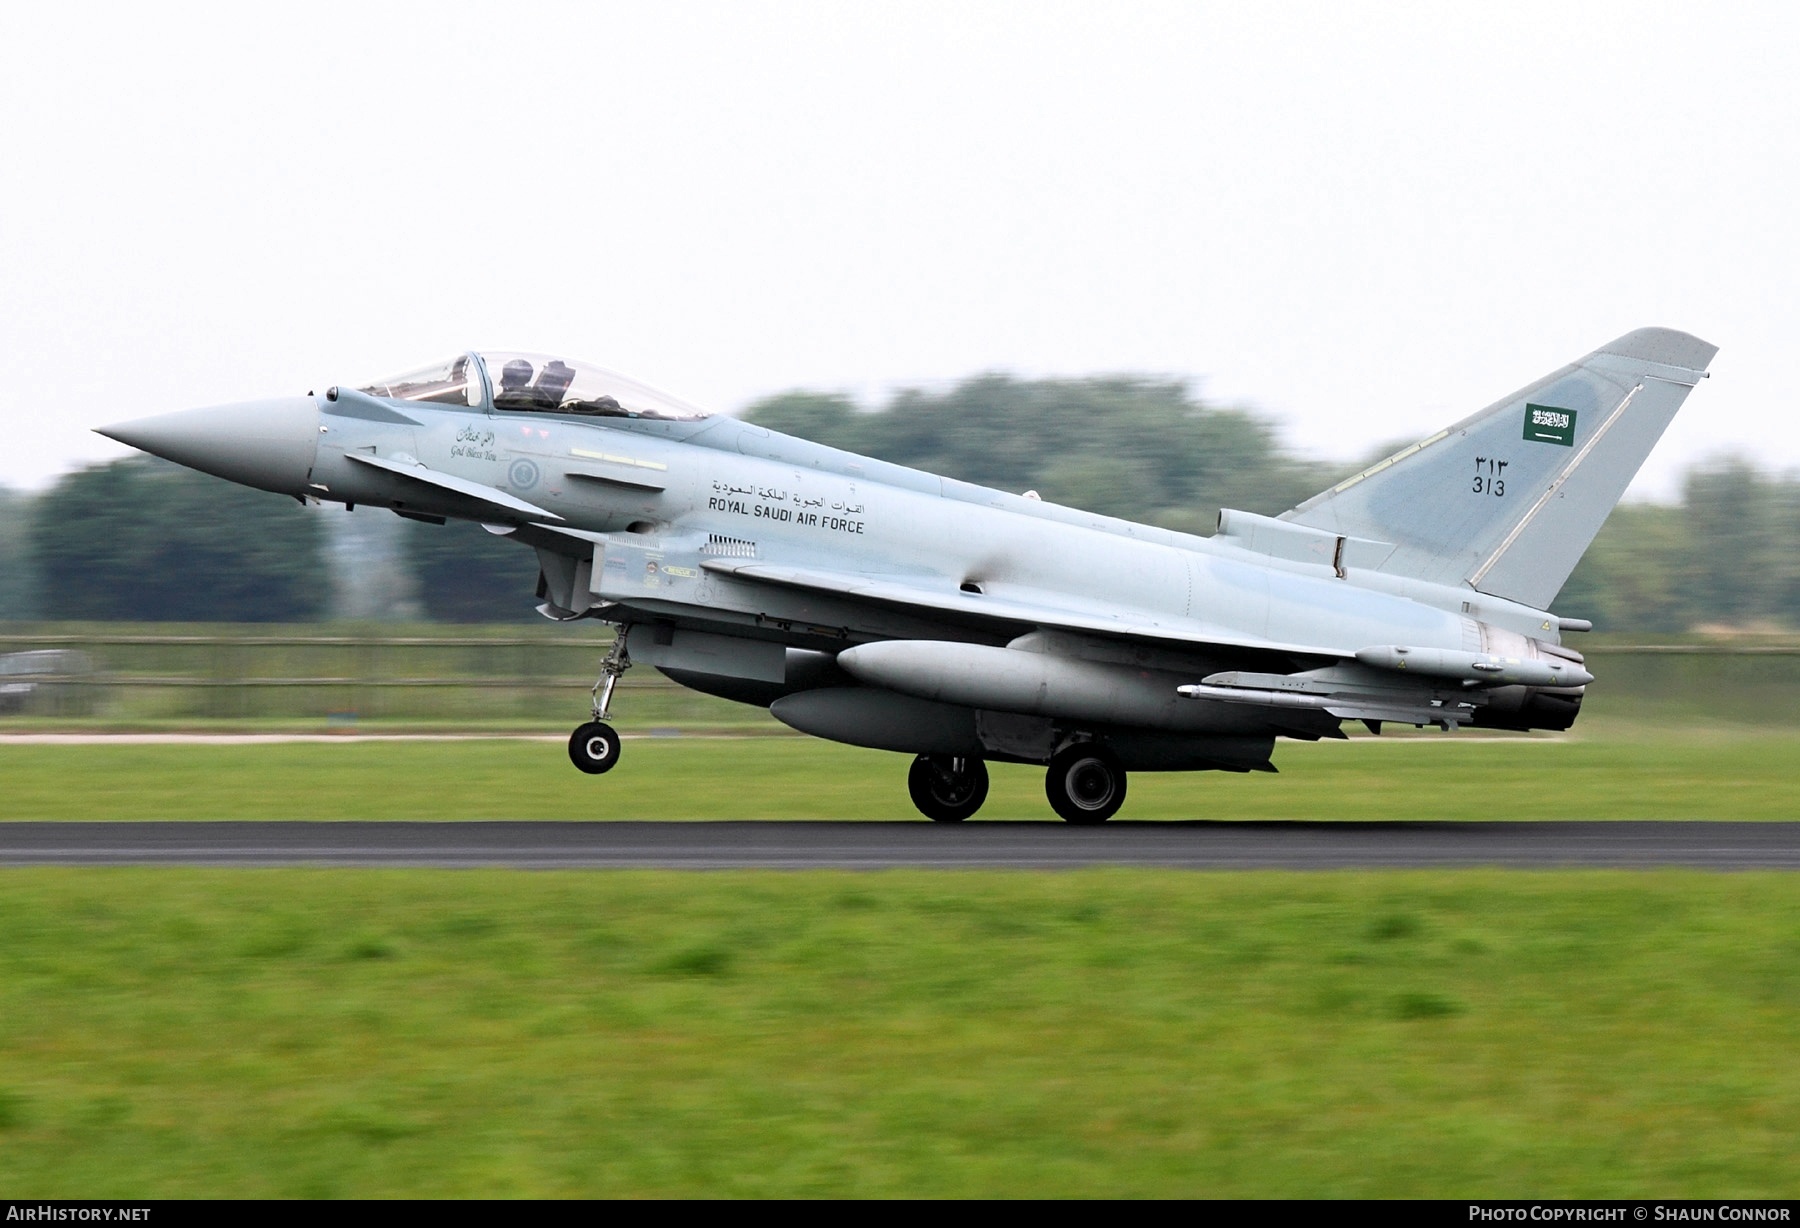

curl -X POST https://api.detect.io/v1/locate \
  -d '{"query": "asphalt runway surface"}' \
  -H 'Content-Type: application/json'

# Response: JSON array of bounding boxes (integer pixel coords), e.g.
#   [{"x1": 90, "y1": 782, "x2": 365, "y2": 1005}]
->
[{"x1": 1, "y1": 820, "x2": 1798, "y2": 869}]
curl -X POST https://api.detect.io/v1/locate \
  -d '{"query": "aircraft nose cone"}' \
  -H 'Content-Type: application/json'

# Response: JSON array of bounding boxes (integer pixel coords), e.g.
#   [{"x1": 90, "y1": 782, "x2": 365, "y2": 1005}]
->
[{"x1": 96, "y1": 396, "x2": 321, "y2": 496}]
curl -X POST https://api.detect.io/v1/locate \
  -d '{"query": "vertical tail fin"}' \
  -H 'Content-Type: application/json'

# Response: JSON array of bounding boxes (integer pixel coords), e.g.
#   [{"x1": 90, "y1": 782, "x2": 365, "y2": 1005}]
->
[{"x1": 1281, "y1": 327, "x2": 1717, "y2": 608}]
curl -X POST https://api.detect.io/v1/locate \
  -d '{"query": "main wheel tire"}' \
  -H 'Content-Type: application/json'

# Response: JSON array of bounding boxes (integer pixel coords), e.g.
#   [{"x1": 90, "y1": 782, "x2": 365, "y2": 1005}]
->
[
  {"x1": 907, "y1": 754, "x2": 990, "y2": 822},
  {"x1": 1045, "y1": 743, "x2": 1126, "y2": 824},
  {"x1": 568, "y1": 720, "x2": 622, "y2": 774}
]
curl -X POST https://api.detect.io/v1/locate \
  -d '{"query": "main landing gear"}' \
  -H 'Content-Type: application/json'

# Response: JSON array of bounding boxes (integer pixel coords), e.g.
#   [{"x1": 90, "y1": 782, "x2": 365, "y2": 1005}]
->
[
  {"x1": 907, "y1": 755, "x2": 990, "y2": 822},
  {"x1": 905, "y1": 743, "x2": 1128, "y2": 824},
  {"x1": 569, "y1": 630, "x2": 631, "y2": 775},
  {"x1": 1044, "y1": 742, "x2": 1127, "y2": 824}
]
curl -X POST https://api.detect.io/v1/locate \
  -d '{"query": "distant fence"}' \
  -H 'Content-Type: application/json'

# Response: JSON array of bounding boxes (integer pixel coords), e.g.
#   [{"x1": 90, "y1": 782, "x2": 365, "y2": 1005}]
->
[
  {"x1": 0, "y1": 629, "x2": 741, "y2": 724},
  {"x1": 1574, "y1": 643, "x2": 1800, "y2": 724},
  {"x1": 0, "y1": 630, "x2": 1797, "y2": 725}
]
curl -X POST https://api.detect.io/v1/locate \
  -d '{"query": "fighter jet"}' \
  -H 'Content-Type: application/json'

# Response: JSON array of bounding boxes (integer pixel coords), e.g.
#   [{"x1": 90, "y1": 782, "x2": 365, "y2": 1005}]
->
[{"x1": 98, "y1": 330, "x2": 1715, "y2": 822}]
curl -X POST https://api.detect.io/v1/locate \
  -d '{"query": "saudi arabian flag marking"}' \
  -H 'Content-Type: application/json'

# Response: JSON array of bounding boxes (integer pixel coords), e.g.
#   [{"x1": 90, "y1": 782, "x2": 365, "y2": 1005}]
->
[{"x1": 1525, "y1": 404, "x2": 1577, "y2": 446}]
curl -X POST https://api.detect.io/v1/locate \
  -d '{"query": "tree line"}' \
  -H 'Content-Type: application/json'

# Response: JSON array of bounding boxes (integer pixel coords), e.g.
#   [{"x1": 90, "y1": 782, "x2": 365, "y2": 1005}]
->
[{"x1": 0, "y1": 375, "x2": 1791, "y2": 633}]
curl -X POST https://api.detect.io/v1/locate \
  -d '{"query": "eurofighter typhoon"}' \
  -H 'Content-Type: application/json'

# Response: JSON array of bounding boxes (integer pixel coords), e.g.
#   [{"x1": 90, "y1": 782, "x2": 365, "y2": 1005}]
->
[{"x1": 99, "y1": 330, "x2": 1715, "y2": 822}]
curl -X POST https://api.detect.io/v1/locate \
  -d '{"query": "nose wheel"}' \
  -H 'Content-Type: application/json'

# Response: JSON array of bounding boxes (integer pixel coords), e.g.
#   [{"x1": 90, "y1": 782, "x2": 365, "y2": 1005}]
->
[
  {"x1": 1045, "y1": 742, "x2": 1126, "y2": 824},
  {"x1": 907, "y1": 754, "x2": 990, "y2": 822},
  {"x1": 569, "y1": 721, "x2": 621, "y2": 774}
]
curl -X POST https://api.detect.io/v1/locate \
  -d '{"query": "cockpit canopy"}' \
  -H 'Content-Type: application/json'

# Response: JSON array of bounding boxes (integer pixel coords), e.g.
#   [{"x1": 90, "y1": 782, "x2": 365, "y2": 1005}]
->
[{"x1": 356, "y1": 352, "x2": 710, "y2": 421}]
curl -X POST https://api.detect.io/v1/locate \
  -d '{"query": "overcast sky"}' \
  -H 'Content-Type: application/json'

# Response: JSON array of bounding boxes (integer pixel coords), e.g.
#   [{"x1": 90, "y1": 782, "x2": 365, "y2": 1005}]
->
[{"x1": 3, "y1": 1, "x2": 1792, "y2": 499}]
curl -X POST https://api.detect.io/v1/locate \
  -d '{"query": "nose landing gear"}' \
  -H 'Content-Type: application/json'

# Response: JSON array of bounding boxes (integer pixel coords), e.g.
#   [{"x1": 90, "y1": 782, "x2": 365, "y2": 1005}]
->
[{"x1": 569, "y1": 628, "x2": 631, "y2": 776}]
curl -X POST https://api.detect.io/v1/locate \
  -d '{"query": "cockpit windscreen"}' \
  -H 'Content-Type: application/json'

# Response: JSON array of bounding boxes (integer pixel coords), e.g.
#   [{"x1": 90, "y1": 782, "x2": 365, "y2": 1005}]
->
[{"x1": 356, "y1": 356, "x2": 481, "y2": 407}]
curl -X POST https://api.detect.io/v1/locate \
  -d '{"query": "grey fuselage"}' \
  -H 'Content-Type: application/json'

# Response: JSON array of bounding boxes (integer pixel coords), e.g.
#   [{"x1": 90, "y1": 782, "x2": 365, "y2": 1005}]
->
[{"x1": 323, "y1": 394, "x2": 1549, "y2": 640}]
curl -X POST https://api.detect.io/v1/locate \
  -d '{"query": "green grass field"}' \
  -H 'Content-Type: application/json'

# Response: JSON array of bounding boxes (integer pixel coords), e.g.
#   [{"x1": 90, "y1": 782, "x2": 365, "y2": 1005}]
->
[
  {"x1": 0, "y1": 869, "x2": 1795, "y2": 1197},
  {"x1": 3, "y1": 727, "x2": 1798, "y2": 1196},
  {"x1": 4, "y1": 724, "x2": 1799, "y2": 821}
]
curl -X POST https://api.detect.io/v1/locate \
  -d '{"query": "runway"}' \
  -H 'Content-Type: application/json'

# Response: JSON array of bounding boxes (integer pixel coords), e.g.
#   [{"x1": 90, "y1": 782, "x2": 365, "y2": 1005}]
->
[{"x1": 2, "y1": 820, "x2": 1798, "y2": 869}]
